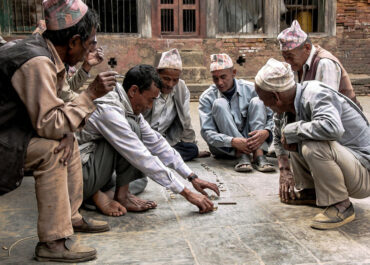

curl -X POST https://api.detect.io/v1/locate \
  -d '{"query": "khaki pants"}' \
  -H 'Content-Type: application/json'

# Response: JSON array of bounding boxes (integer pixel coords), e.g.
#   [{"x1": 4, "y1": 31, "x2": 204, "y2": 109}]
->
[
  {"x1": 291, "y1": 140, "x2": 370, "y2": 206},
  {"x1": 25, "y1": 137, "x2": 83, "y2": 242}
]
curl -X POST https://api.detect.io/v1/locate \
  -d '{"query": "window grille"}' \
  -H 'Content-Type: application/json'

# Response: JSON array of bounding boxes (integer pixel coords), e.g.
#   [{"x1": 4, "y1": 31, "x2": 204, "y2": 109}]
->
[
  {"x1": 280, "y1": 0, "x2": 326, "y2": 33},
  {"x1": 218, "y1": 0, "x2": 264, "y2": 34},
  {"x1": 1, "y1": 0, "x2": 43, "y2": 33},
  {"x1": 161, "y1": 9, "x2": 174, "y2": 32},
  {"x1": 84, "y1": 0, "x2": 138, "y2": 33}
]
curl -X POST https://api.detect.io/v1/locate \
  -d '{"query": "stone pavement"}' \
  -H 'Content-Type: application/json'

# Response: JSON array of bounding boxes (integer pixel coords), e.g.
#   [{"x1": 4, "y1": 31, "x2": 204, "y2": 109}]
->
[{"x1": 0, "y1": 97, "x2": 370, "y2": 265}]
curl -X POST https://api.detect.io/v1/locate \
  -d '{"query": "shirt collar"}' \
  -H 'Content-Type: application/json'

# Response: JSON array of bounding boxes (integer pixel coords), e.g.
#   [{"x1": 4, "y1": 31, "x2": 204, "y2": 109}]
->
[
  {"x1": 304, "y1": 45, "x2": 316, "y2": 70},
  {"x1": 45, "y1": 38, "x2": 66, "y2": 75},
  {"x1": 115, "y1": 83, "x2": 135, "y2": 116},
  {"x1": 217, "y1": 79, "x2": 240, "y2": 98}
]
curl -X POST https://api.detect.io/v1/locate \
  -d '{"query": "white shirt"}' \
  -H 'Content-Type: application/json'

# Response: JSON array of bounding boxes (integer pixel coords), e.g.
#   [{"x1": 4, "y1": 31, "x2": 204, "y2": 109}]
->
[{"x1": 150, "y1": 92, "x2": 177, "y2": 136}]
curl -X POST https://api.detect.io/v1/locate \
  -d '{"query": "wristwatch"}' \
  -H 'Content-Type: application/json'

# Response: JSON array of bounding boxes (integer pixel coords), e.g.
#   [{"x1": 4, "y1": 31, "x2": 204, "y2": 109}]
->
[{"x1": 187, "y1": 173, "x2": 198, "y2": 182}]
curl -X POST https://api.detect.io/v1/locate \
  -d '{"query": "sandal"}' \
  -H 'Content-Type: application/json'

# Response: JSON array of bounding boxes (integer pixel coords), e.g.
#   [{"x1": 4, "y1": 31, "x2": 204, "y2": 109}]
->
[
  {"x1": 234, "y1": 155, "x2": 253, "y2": 172},
  {"x1": 253, "y1": 155, "x2": 275, "y2": 172}
]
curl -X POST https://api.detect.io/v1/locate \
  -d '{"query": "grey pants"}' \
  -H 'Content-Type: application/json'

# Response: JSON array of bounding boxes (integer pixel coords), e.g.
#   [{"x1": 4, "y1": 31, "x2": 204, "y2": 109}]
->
[
  {"x1": 82, "y1": 117, "x2": 147, "y2": 200},
  {"x1": 209, "y1": 97, "x2": 269, "y2": 157}
]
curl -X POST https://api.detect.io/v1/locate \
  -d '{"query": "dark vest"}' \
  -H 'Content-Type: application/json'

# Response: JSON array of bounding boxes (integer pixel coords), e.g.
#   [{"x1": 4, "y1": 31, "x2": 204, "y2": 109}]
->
[
  {"x1": 303, "y1": 45, "x2": 362, "y2": 110},
  {"x1": 0, "y1": 34, "x2": 53, "y2": 195}
]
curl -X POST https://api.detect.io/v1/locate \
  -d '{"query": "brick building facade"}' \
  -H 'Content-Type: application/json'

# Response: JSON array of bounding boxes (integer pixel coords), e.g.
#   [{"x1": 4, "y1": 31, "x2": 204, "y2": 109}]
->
[{"x1": 1, "y1": 0, "x2": 369, "y2": 98}]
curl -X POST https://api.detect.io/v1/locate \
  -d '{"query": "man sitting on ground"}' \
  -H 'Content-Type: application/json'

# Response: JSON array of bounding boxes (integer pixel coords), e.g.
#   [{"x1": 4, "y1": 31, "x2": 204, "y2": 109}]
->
[
  {"x1": 277, "y1": 20, "x2": 362, "y2": 109},
  {"x1": 199, "y1": 53, "x2": 274, "y2": 173},
  {"x1": 255, "y1": 58, "x2": 370, "y2": 229},
  {"x1": 0, "y1": 0, "x2": 117, "y2": 262},
  {"x1": 78, "y1": 64, "x2": 219, "y2": 217},
  {"x1": 145, "y1": 48, "x2": 210, "y2": 161}
]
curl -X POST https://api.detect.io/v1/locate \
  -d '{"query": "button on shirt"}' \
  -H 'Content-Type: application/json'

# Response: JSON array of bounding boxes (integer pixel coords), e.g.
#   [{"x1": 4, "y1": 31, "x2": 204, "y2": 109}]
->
[
  {"x1": 199, "y1": 79, "x2": 274, "y2": 148},
  {"x1": 274, "y1": 81, "x2": 370, "y2": 170}
]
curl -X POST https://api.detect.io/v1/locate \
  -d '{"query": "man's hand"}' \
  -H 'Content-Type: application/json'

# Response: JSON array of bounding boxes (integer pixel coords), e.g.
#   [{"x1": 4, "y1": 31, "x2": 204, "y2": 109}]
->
[
  {"x1": 231, "y1": 137, "x2": 252, "y2": 154},
  {"x1": 86, "y1": 71, "x2": 118, "y2": 100},
  {"x1": 190, "y1": 176, "x2": 220, "y2": 197},
  {"x1": 82, "y1": 47, "x2": 104, "y2": 72},
  {"x1": 279, "y1": 169, "x2": 296, "y2": 202},
  {"x1": 54, "y1": 133, "x2": 75, "y2": 166},
  {"x1": 180, "y1": 188, "x2": 214, "y2": 213},
  {"x1": 281, "y1": 133, "x2": 298, "y2": 152},
  {"x1": 246, "y1": 129, "x2": 269, "y2": 151}
]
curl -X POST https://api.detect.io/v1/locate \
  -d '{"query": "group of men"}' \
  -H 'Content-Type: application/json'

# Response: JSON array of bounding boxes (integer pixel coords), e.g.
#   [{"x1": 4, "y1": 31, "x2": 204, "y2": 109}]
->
[{"x1": 0, "y1": 0, "x2": 369, "y2": 263}]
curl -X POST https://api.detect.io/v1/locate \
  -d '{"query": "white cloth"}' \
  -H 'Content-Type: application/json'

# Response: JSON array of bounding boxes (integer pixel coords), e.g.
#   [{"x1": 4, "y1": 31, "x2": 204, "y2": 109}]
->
[{"x1": 150, "y1": 91, "x2": 177, "y2": 135}]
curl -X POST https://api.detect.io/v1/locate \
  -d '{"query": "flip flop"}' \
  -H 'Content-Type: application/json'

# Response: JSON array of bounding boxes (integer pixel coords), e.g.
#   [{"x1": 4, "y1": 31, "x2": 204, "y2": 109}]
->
[
  {"x1": 234, "y1": 155, "x2": 253, "y2": 172},
  {"x1": 253, "y1": 155, "x2": 275, "y2": 172}
]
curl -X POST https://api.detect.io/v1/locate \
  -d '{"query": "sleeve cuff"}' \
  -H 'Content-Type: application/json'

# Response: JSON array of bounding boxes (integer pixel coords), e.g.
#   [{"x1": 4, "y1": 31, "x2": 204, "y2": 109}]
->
[
  {"x1": 177, "y1": 163, "x2": 193, "y2": 180},
  {"x1": 168, "y1": 175, "x2": 185, "y2": 194},
  {"x1": 283, "y1": 122, "x2": 301, "y2": 144},
  {"x1": 223, "y1": 136, "x2": 233, "y2": 147}
]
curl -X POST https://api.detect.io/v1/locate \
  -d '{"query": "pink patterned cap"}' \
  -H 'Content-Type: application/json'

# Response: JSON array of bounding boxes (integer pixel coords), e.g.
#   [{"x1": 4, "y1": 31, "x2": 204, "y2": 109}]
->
[
  {"x1": 277, "y1": 20, "x2": 308, "y2": 51},
  {"x1": 157, "y1": 48, "x2": 182, "y2": 71},
  {"x1": 43, "y1": 0, "x2": 88, "y2": 30},
  {"x1": 255, "y1": 58, "x2": 295, "y2": 92},
  {"x1": 210, "y1": 53, "x2": 233, "y2": 72}
]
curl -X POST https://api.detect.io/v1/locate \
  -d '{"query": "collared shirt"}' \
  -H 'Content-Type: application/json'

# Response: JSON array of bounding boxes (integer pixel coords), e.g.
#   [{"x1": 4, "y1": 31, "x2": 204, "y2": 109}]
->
[
  {"x1": 150, "y1": 91, "x2": 177, "y2": 136},
  {"x1": 298, "y1": 45, "x2": 342, "y2": 90},
  {"x1": 274, "y1": 81, "x2": 370, "y2": 170},
  {"x1": 78, "y1": 84, "x2": 191, "y2": 194},
  {"x1": 11, "y1": 38, "x2": 96, "y2": 140},
  {"x1": 144, "y1": 79, "x2": 196, "y2": 146},
  {"x1": 199, "y1": 78, "x2": 274, "y2": 148}
]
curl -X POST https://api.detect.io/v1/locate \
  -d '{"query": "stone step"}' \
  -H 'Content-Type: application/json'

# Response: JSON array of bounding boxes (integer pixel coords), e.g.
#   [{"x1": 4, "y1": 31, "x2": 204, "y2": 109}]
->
[{"x1": 187, "y1": 83, "x2": 211, "y2": 101}]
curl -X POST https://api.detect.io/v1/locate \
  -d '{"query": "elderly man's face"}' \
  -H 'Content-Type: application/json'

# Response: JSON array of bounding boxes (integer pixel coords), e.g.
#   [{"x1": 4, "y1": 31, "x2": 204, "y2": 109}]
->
[
  {"x1": 67, "y1": 27, "x2": 97, "y2": 66},
  {"x1": 211, "y1": 68, "x2": 236, "y2": 93},
  {"x1": 158, "y1": 68, "x2": 181, "y2": 94},
  {"x1": 255, "y1": 85, "x2": 285, "y2": 114},
  {"x1": 281, "y1": 43, "x2": 311, "y2": 72},
  {"x1": 130, "y1": 81, "x2": 160, "y2": 115}
]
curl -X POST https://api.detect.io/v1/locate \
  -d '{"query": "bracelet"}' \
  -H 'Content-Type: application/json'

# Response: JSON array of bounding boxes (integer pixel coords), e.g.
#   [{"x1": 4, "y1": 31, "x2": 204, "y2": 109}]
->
[
  {"x1": 279, "y1": 167, "x2": 291, "y2": 171},
  {"x1": 187, "y1": 173, "x2": 198, "y2": 182}
]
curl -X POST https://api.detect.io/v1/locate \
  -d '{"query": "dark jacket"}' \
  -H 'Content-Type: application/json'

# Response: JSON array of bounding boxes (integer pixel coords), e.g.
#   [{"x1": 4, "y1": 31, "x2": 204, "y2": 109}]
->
[{"x1": 0, "y1": 34, "x2": 53, "y2": 195}]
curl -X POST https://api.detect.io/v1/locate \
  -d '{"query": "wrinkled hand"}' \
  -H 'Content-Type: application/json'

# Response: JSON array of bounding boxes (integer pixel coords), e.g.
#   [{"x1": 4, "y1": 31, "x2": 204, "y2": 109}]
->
[
  {"x1": 279, "y1": 169, "x2": 296, "y2": 202},
  {"x1": 231, "y1": 137, "x2": 252, "y2": 154},
  {"x1": 54, "y1": 133, "x2": 75, "y2": 166},
  {"x1": 180, "y1": 188, "x2": 214, "y2": 213},
  {"x1": 86, "y1": 47, "x2": 104, "y2": 67},
  {"x1": 86, "y1": 71, "x2": 117, "y2": 100},
  {"x1": 246, "y1": 129, "x2": 269, "y2": 151},
  {"x1": 191, "y1": 177, "x2": 220, "y2": 197}
]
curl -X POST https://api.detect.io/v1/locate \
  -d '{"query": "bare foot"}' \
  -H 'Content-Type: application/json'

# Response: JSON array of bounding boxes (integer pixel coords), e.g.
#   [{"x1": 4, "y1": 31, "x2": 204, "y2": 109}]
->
[
  {"x1": 198, "y1": 150, "x2": 211, "y2": 158},
  {"x1": 92, "y1": 190, "x2": 127, "y2": 217},
  {"x1": 116, "y1": 192, "x2": 157, "y2": 212}
]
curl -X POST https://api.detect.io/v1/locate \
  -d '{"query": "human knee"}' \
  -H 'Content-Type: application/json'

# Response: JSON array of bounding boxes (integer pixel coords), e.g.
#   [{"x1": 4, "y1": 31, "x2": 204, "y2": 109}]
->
[
  {"x1": 301, "y1": 140, "x2": 332, "y2": 161},
  {"x1": 212, "y1": 98, "x2": 229, "y2": 115}
]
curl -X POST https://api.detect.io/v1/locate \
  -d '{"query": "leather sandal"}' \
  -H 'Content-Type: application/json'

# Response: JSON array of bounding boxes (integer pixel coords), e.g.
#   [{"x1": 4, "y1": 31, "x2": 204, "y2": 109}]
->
[
  {"x1": 234, "y1": 155, "x2": 253, "y2": 172},
  {"x1": 253, "y1": 155, "x2": 275, "y2": 172}
]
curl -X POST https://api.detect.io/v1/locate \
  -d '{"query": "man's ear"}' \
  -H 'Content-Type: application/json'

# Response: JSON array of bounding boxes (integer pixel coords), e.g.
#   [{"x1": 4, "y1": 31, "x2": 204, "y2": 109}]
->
[
  {"x1": 128, "y1": 85, "x2": 139, "y2": 98},
  {"x1": 303, "y1": 43, "x2": 312, "y2": 55},
  {"x1": 272, "y1": 91, "x2": 280, "y2": 103},
  {"x1": 232, "y1": 68, "x2": 237, "y2": 78},
  {"x1": 69, "y1": 34, "x2": 81, "y2": 49}
]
